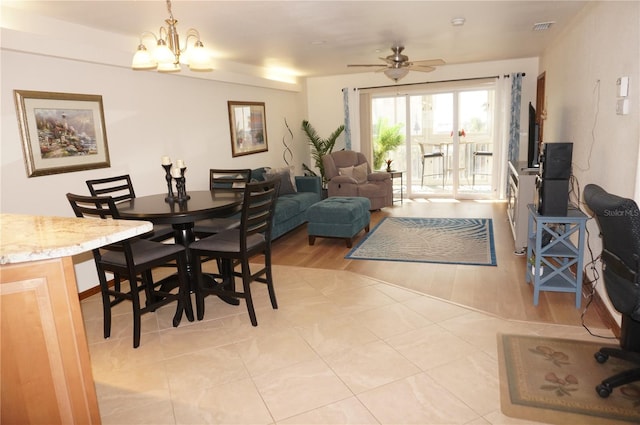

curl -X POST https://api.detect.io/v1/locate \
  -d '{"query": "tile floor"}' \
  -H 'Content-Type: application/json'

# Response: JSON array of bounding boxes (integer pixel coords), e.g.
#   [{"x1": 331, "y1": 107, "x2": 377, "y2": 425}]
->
[{"x1": 81, "y1": 265, "x2": 614, "y2": 424}]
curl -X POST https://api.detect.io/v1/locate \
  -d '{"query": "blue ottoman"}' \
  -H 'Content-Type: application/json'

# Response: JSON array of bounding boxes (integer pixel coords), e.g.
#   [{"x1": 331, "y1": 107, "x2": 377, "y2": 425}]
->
[{"x1": 306, "y1": 197, "x2": 371, "y2": 248}]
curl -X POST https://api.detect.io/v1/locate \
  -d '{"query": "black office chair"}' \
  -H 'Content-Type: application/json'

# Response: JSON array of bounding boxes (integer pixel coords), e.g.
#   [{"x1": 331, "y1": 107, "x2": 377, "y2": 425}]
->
[
  {"x1": 189, "y1": 178, "x2": 280, "y2": 326},
  {"x1": 67, "y1": 193, "x2": 193, "y2": 348},
  {"x1": 192, "y1": 169, "x2": 251, "y2": 238},
  {"x1": 418, "y1": 143, "x2": 445, "y2": 188},
  {"x1": 86, "y1": 174, "x2": 175, "y2": 242},
  {"x1": 583, "y1": 184, "x2": 640, "y2": 397}
]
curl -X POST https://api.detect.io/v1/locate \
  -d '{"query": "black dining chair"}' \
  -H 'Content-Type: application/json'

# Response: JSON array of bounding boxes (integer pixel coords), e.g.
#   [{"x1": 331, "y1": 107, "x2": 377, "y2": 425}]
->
[
  {"x1": 67, "y1": 193, "x2": 194, "y2": 348},
  {"x1": 192, "y1": 169, "x2": 252, "y2": 238},
  {"x1": 86, "y1": 174, "x2": 176, "y2": 242},
  {"x1": 189, "y1": 178, "x2": 280, "y2": 325}
]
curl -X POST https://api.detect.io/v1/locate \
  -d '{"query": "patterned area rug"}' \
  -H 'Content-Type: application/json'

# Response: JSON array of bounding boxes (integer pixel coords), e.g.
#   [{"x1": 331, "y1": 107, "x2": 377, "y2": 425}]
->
[
  {"x1": 345, "y1": 217, "x2": 496, "y2": 266},
  {"x1": 498, "y1": 334, "x2": 640, "y2": 424}
]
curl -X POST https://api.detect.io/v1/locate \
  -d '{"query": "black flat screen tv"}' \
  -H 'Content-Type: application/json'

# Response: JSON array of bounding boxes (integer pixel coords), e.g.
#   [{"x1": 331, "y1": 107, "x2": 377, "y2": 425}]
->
[{"x1": 528, "y1": 102, "x2": 540, "y2": 168}]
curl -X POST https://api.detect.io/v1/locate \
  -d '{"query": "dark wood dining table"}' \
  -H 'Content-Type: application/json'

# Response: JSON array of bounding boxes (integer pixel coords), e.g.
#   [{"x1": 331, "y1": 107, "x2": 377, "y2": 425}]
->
[
  {"x1": 117, "y1": 190, "x2": 243, "y2": 304},
  {"x1": 117, "y1": 190, "x2": 242, "y2": 245}
]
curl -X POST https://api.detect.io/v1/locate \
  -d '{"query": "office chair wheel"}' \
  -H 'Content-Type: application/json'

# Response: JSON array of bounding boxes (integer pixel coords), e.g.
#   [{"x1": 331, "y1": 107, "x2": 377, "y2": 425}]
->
[
  {"x1": 595, "y1": 351, "x2": 609, "y2": 363},
  {"x1": 596, "y1": 383, "x2": 612, "y2": 398}
]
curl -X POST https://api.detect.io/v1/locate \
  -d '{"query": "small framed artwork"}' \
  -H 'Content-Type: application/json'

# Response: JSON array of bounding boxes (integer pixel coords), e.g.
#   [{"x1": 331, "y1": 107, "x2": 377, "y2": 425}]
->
[
  {"x1": 14, "y1": 90, "x2": 110, "y2": 177},
  {"x1": 228, "y1": 101, "x2": 268, "y2": 157}
]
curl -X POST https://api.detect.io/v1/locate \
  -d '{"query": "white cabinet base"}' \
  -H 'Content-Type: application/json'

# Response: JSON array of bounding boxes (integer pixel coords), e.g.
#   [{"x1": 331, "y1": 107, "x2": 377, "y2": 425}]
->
[{"x1": 506, "y1": 161, "x2": 538, "y2": 254}]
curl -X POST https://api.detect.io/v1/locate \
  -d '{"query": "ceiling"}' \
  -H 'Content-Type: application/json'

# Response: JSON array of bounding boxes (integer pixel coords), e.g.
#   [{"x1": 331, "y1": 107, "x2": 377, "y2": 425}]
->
[{"x1": 5, "y1": 1, "x2": 588, "y2": 78}]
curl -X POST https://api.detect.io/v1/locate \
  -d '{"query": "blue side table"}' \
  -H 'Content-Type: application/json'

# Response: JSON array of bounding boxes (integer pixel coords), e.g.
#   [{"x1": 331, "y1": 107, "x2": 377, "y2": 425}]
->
[{"x1": 525, "y1": 204, "x2": 588, "y2": 308}]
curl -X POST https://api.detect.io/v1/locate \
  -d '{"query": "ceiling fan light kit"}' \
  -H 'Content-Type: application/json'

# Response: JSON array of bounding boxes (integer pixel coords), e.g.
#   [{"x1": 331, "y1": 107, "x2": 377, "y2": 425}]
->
[
  {"x1": 348, "y1": 46, "x2": 445, "y2": 82},
  {"x1": 384, "y1": 67, "x2": 410, "y2": 82},
  {"x1": 131, "y1": 0, "x2": 213, "y2": 72}
]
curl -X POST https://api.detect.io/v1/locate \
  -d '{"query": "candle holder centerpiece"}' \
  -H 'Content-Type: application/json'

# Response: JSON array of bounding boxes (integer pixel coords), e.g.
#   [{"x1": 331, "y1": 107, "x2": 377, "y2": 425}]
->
[
  {"x1": 161, "y1": 156, "x2": 190, "y2": 203},
  {"x1": 161, "y1": 156, "x2": 176, "y2": 202},
  {"x1": 173, "y1": 166, "x2": 190, "y2": 202}
]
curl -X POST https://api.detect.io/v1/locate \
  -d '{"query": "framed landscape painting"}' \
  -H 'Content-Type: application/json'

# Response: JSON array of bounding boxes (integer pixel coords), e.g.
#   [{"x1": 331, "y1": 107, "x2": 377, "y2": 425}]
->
[
  {"x1": 14, "y1": 90, "x2": 110, "y2": 177},
  {"x1": 228, "y1": 101, "x2": 268, "y2": 157}
]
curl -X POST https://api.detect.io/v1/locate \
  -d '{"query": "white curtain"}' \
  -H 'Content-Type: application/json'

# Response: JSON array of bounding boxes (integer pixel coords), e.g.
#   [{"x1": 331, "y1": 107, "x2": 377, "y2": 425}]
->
[
  {"x1": 342, "y1": 87, "x2": 361, "y2": 152},
  {"x1": 496, "y1": 76, "x2": 512, "y2": 198},
  {"x1": 359, "y1": 91, "x2": 372, "y2": 165},
  {"x1": 508, "y1": 73, "x2": 524, "y2": 163},
  {"x1": 497, "y1": 73, "x2": 526, "y2": 199}
]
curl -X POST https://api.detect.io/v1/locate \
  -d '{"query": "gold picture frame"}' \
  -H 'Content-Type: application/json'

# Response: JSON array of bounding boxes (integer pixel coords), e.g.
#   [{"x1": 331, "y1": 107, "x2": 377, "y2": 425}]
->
[
  {"x1": 228, "y1": 101, "x2": 268, "y2": 157},
  {"x1": 14, "y1": 90, "x2": 110, "y2": 177}
]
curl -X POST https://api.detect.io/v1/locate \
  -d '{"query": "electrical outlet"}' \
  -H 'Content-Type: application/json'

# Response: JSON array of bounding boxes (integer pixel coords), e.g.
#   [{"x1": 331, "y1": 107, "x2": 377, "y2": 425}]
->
[
  {"x1": 616, "y1": 98, "x2": 629, "y2": 115},
  {"x1": 617, "y1": 76, "x2": 629, "y2": 97}
]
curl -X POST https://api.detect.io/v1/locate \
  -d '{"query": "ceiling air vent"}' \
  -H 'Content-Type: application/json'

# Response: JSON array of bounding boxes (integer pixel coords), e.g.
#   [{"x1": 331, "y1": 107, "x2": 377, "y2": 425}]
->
[{"x1": 533, "y1": 21, "x2": 555, "y2": 31}]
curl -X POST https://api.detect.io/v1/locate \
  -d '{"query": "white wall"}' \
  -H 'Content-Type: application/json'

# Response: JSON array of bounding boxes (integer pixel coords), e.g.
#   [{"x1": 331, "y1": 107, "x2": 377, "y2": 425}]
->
[
  {"x1": 540, "y1": 1, "x2": 640, "y2": 320},
  {"x1": 1, "y1": 51, "x2": 307, "y2": 292}
]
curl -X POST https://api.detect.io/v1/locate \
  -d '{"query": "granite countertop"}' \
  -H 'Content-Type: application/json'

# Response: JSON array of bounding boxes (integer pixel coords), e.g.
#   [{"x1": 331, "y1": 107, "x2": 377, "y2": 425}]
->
[{"x1": 0, "y1": 213, "x2": 153, "y2": 264}]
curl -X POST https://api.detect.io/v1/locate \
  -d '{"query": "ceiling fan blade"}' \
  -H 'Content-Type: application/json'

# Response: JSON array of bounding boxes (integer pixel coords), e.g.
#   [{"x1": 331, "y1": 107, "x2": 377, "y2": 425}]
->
[
  {"x1": 411, "y1": 59, "x2": 446, "y2": 66},
  {"x1": 408, "y1": 65, "x2": 436, "y2": 72},
  {"x1": 347, "y1": 64, "x2": 387, "y2": 68},
  {"x1": 350, "y1": 47, "x2": 445, "y2": 77}
]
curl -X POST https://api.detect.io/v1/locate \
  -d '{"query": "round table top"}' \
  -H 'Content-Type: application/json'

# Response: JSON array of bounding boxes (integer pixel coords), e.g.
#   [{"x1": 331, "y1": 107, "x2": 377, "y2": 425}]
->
[{"x1": 117, "y1": 190, "x2": 243, "y2": 225}]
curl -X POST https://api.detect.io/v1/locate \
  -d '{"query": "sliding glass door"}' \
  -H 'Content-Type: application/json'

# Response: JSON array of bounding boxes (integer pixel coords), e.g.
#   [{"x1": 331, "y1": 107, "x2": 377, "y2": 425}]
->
[{"x1": 371, "y1": 83, "x2": 496, "y2": 199}]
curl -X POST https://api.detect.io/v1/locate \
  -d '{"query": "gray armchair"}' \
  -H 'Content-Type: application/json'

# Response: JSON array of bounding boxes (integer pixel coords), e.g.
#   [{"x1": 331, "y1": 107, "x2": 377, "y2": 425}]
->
[{"x1": 322, "y1": 150, "x2": 392, "y2": 210}]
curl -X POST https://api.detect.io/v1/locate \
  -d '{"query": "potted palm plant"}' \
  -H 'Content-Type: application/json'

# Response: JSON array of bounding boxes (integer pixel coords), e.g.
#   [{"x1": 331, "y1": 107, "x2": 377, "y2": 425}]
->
[{"x1": 301, "y1": 119, "x2": 345, "y2": 188}]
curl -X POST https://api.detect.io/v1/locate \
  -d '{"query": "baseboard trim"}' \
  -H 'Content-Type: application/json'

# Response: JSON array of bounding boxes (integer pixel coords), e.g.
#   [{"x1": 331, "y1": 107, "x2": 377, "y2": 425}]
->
[{"x1": 79, "y1": 281, "x2": 108, "y2": 300}]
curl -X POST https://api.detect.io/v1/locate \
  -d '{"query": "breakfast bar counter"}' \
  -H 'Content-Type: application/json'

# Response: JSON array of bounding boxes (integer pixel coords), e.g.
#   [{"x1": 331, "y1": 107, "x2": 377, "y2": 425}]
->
[{"x1": 0, "y1": 213, "x2": 152, "y2": 424}]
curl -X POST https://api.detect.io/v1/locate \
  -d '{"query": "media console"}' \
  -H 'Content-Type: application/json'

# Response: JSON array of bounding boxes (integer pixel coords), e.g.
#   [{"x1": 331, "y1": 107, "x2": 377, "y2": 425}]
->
[{"x1": 506, "y1": 160, "x2": 538, "y2": 254}]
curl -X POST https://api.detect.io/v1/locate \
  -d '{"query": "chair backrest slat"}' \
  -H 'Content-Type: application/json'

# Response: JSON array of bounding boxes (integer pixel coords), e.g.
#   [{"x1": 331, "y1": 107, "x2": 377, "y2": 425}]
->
[
  {"x1": 240, "y1": 179, "x2": 279, "y2": 246},
  {"x1": 86, "y1": 175, "x2": 136, "y2": 203},
  {"x1": 209, "y1": 169, "x2": 252, "y2": 193},
  {"x1": 67, "y1": 193, "x2": 120, "y2": 219},
  {"x1": 67, "y1": 193, "x2": 129, "y2": 255}
]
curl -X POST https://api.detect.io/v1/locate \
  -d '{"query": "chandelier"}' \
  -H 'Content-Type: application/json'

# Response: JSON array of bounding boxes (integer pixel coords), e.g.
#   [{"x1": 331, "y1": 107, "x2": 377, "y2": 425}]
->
[{"x1": 131, "y1": 0, "x2": 212, "y2": 72}]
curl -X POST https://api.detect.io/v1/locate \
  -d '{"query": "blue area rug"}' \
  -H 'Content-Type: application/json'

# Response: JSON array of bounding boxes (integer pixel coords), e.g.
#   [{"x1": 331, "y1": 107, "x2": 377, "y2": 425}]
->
[{"x1": 345, "y1": 217, "x2": 497, "y2": 266}]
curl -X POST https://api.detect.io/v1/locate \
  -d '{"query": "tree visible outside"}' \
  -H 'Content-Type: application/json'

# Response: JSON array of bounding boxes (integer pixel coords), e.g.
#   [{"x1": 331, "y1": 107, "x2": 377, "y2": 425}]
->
[{"x1": 372, "y1": 118, "x2": 404, "y2": 170}]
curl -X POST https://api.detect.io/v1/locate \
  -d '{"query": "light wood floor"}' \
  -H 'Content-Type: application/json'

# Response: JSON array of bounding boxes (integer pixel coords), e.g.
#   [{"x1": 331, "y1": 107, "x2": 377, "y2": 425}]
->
[{"x1": 271, "y1": 198, "x2": 607, "y2": 330}]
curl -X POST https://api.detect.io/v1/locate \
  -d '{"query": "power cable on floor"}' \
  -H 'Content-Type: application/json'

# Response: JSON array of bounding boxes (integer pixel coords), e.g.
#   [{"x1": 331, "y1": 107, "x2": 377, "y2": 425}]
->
[{"x1": 571, "y1": 175, "x2": 617, "y2": 339}]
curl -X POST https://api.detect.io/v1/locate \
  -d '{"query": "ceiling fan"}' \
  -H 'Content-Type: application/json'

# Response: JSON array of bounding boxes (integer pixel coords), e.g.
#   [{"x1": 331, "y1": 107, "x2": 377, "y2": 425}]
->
[{"x1": 347, "y1": 46, "x2": 445, "y2": 82}]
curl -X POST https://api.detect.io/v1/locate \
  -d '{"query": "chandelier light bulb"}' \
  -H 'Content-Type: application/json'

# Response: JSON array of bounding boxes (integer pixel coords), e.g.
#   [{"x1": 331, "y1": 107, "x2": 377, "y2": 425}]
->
[
  {"x1": 188, "y1": 41, "x2": 213, "y2": 71},
  {"x1": 153, "y1": 39, "x2": 175, "y2": 64},
  {"x1": 132, "y1": 44, "x2": 157, "y2": 70}
]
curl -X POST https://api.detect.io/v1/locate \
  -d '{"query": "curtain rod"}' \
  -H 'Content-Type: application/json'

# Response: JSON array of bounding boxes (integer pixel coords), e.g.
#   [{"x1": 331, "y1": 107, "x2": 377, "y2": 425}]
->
[
  {"x1": 352, "y1": 73, "x2": 524, "y2": 91},
  {"x1": 355, "y1": 75, "x2": 500, "y2": 91}
]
